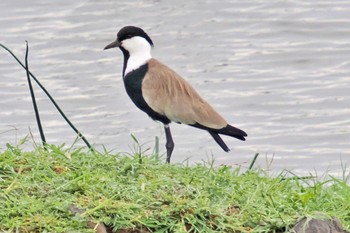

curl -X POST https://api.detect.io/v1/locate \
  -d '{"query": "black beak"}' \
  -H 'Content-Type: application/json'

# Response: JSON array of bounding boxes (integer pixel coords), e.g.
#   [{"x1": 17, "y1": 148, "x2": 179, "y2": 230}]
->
[{"x1": 104, "y1": 40, "x2": 120, "y2": 50}]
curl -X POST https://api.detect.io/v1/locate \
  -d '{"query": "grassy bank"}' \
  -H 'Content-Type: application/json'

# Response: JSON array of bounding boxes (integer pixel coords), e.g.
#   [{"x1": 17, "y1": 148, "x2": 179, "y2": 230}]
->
[{"x1": 0, "y1": 143, "x2": 349, "y2": 232}]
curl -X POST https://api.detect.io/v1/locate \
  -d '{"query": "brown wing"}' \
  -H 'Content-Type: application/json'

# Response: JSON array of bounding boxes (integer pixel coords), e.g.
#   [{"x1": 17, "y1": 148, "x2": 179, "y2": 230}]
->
[{"x1": 142, "y1": 59, "x2": 227, "y2": 129}]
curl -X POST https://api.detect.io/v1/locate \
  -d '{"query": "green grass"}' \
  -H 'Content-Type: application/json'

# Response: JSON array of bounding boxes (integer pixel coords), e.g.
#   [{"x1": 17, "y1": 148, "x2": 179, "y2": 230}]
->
[{"x1": 0, "y1": 143, "x2": 349, "y2": 232}]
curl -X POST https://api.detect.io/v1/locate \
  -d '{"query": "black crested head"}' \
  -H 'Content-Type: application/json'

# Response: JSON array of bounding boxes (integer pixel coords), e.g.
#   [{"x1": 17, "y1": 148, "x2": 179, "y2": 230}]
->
[{"x1": 117, "y1": 26, "x2": 154, "y2": 47}]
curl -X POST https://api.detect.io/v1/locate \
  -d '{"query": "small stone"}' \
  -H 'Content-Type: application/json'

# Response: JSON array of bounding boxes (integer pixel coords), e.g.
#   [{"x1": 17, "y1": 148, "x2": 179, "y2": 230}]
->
[{"x1": 292, "y1": 216, "x2": 349, "y2": 233}]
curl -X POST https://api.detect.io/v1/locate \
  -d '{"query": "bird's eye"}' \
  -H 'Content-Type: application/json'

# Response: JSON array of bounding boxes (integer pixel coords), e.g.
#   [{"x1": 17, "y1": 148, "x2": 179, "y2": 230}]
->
[{"x1": 126, "y1": 34, "x2": 132, "y2": 39}]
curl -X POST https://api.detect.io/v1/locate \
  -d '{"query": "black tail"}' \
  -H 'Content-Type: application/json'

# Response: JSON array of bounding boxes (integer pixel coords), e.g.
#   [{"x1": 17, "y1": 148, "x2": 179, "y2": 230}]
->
[
  {"x1": 190, "y1": 123, "x2": 247, "y2": 152},
  {"x1": 208, "y1": 131, "x2": 230, "y2": 152},
  {"x1": 209, "y1": 124, "x2": 247, "y2": 152},
  {"x1": 216, "y1": 124, "x2": 247, "y2": 141}
]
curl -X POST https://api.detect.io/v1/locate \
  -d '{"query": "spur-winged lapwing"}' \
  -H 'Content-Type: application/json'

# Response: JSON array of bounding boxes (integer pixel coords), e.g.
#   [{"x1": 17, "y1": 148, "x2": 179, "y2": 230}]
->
[{"x1": 104, "y1": 26, "x2": 247, "y2": 163}]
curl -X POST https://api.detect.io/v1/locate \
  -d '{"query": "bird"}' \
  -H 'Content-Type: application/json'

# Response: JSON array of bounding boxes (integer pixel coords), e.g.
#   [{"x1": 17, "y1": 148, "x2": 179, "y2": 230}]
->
[{"x1": 104, "y1": 26, "x2": 247, "y2": 163}]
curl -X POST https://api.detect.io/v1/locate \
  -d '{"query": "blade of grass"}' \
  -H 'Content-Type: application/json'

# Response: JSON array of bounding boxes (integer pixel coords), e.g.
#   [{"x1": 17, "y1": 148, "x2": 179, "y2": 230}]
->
[
  {"x1": 248, "y1": 153, "x2": 259, "y2": 170},
  {"x1": 154, "y1": 136, "x2": 159, "y2": 161}
]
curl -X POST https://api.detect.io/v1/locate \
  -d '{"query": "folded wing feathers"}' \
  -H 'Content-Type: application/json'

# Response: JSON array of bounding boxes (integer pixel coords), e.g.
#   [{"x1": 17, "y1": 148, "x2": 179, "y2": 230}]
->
[{"x1": 142, "y1": 59, "x2": 227, "y2": 129}]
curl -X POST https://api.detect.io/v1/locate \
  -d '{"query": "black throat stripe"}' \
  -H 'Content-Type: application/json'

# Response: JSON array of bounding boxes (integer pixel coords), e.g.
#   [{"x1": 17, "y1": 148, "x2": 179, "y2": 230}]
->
[{"x1": 123, "y1": 63, "x2": 171, "y2": 125}]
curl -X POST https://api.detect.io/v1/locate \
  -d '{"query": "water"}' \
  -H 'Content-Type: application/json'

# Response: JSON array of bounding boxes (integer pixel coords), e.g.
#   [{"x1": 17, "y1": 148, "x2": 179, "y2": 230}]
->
[{"x1": 1, "y1": 0, "x2": 349, "y2": 177}]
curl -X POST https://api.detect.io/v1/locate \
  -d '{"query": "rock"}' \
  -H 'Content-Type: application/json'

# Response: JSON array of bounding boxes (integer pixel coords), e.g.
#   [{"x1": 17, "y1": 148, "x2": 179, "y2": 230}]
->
[
  {"x1": 292, "y1": 216, "x2": 349, "y2": 233},
  {"x1": 68, "y1": 204, "x2": 108, "y2": 233}
]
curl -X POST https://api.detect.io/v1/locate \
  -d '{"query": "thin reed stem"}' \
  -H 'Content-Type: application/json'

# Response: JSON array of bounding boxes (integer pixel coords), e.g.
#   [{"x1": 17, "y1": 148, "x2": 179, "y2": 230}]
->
[
  {"x1": 25, "y1": 41, "x2": 47, "y2": 148},
  {"x1": 0, "y1": 43, "x2": 94, "y2": 151}
]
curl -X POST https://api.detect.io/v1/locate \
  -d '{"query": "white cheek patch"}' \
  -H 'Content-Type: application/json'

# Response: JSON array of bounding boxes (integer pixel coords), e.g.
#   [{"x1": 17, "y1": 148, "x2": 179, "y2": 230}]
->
[
  {"x1": 123, "y1": 36, "x2": 152, "y2": 76},
  {"x1": 125, "y1": 55, "x2": 151, "y2": 76}
]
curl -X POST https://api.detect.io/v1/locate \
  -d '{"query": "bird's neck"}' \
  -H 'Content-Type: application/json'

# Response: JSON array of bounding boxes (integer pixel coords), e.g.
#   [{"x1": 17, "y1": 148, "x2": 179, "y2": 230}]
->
[{"x1": 121, "y1": 48, "x2": 152, "y2": 78}]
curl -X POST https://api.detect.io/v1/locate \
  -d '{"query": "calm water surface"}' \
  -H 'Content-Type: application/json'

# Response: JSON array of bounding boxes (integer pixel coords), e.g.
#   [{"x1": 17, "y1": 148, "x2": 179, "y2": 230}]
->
[{"x1": 1, "y1": 0, "x2": 350, "y2": 176}]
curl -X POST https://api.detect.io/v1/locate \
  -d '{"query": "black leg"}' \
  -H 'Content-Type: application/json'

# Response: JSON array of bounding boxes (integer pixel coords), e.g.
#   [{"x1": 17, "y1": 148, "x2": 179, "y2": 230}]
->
[{"x1": 164, "y1": 124, "x2": 174, "y2": 163}]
